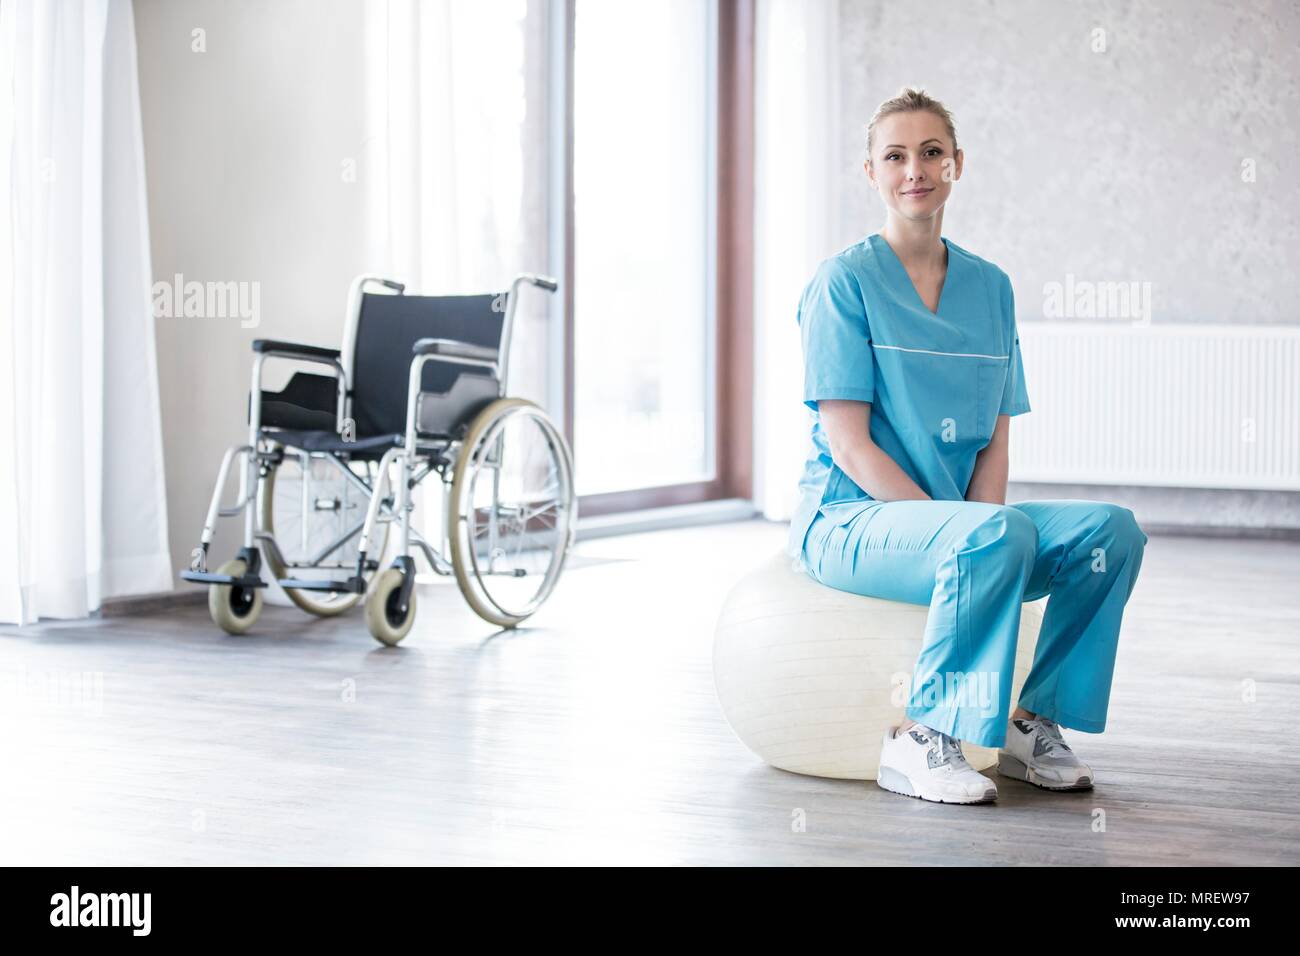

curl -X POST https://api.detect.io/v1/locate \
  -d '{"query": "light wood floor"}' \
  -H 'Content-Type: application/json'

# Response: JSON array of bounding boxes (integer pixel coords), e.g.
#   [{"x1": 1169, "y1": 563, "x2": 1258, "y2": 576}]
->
[{"x1": 1, "y1": 520, "x2": 1297, "y2": 866}]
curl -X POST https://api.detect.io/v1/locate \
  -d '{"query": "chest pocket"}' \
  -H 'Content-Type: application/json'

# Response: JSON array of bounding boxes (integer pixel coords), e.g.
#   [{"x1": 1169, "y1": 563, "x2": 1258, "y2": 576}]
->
[{"x1": 974, "y1": 357, "x2": 1008, "y2": 442}]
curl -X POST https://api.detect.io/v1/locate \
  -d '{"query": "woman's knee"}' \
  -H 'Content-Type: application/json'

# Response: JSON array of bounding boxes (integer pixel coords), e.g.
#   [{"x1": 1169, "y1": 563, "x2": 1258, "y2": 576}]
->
[
  {"x1": 1092, "y1": 502, "x2": 1148, "y2": 552},
  {"x1": 967, "y1": 504, "x2": 1038, "y2": 559}
]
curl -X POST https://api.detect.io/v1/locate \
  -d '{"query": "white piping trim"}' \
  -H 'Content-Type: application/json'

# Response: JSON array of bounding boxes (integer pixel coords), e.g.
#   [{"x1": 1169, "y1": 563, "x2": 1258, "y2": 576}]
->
[{"x1": 872, "y1": 343, "x2": 1008, "y2": 360}]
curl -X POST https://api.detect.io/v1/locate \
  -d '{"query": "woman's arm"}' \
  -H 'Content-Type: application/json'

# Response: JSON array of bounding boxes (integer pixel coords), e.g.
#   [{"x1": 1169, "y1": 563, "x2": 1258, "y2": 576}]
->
[
  {"x1": 819, "y1": 399, "x2": 931, "y2": 501},
  {"x1": 965, "y1": 414, "x2": 1011, "y2": 504}
]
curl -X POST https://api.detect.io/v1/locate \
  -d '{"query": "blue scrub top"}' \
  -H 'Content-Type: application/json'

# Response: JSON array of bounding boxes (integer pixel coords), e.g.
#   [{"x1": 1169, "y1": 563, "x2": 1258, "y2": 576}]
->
[{"x1": 788, "y1": 232, "x2": 1031, "y2": 559}]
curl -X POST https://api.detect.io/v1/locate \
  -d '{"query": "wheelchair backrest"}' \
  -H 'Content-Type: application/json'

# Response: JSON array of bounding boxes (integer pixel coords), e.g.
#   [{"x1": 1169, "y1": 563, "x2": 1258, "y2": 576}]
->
[{"x1": 352, "y1": 291, "x2": 503, "y2": 437}]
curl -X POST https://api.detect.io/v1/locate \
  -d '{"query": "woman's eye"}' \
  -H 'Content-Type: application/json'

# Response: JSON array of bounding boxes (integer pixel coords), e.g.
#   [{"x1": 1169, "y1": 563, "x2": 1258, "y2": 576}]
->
[
  {"x1": 886, "y1": 153, "x2": 900, "y2": 161},
  {"x1": 926, "y1": 148, "x2": 942, "y2": 157}
]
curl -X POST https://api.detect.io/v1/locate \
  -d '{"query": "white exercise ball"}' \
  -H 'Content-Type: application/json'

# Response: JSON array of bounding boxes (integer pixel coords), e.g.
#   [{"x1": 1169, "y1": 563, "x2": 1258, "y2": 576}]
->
[{"x1": 713, "y1": 549, "x2": 1046, "y2": 780}]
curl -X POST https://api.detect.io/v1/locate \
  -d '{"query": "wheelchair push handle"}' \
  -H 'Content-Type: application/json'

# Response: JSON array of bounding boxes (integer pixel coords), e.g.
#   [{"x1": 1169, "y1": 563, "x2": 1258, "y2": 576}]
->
[
  {"x1": 378, "y1": 278, "x2": 406, "y2": 293},
  {"x1": 520, "y1": 273, "x2": 558, "y2": 292}
]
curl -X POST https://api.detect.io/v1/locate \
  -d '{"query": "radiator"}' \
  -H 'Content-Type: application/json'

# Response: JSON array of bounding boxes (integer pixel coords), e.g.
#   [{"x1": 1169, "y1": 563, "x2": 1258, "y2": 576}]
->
[{"x1": 1009, "y1": 323, "x2": 1300, "y2": 491}]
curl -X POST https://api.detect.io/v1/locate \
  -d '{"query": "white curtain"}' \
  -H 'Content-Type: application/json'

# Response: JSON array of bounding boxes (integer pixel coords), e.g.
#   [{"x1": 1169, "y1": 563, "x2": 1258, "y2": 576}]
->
[
  {"x1": 753, "y1": 0, "x2": 841, "y2": 523},
  {"x1": 363, "y1": 0, "x2": 553, "y2": 409},
  {"x1": 0, "y1": 0, "x2": 171, "y2": 623}
]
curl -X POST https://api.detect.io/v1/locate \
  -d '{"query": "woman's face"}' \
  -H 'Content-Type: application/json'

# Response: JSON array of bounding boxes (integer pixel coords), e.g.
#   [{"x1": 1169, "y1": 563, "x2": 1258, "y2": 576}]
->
[{"x1": 865, "y1": 110, "x2": 962, "y2": 222}]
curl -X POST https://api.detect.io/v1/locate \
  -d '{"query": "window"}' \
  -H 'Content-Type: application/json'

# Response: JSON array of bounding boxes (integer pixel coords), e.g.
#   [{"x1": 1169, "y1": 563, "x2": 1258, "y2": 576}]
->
[{"x1": 572, "y1": 0, "x2": 716, "y2": 498}]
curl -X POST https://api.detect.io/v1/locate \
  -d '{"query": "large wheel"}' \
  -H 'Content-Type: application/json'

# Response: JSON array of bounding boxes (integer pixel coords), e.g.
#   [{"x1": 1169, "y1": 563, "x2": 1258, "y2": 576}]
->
[
  {"x1": 365, "y1": 566, "x2": 417, "y2": 646},
  {"x1": 448, "y1": 398, "x2": 576, "y2": 628},
  {"x1": 260, "y1": 447, "x2": 391, "y2": 616},
  {"x1": 208, "y1": 558, "x2": 264, "y2": 635}
]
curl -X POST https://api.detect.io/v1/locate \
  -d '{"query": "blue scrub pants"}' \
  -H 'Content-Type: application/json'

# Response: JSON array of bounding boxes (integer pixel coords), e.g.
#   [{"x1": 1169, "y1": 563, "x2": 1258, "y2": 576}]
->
[{"x1": 800, "y1": 499, "x2": 1148, "y2": 748}]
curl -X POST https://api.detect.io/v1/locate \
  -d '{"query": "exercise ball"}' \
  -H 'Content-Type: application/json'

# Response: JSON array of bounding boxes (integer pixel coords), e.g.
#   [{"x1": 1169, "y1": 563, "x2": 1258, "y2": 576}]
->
[{"x1": 713, "y1": 549, "x2": 1046, "y2": 780}]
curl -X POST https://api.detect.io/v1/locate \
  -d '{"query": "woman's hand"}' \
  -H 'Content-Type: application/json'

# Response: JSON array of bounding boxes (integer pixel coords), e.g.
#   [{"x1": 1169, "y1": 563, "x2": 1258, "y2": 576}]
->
[
  {"x1": 965, "y1": 414, "x2": 1011, "y2": 504},
  {"x1": 819, "y1": 399, "x2": 931, "y2": 502}
]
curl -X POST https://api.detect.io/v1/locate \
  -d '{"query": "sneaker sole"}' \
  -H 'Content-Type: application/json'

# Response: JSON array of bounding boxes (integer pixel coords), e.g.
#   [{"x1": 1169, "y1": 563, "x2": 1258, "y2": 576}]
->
[
  {"x1": 997, "y1": 754, "x2": 1094, "y2": 791},
  {"x1": 876, "y1": 766, "x2": 998, "y2": 804}
]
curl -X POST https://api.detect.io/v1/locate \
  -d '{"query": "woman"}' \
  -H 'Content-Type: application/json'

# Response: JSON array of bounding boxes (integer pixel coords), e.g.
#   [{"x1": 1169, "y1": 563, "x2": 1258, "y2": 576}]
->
[{"x1": 790, "y1": 88, "x2": 1148, "y2": 805}]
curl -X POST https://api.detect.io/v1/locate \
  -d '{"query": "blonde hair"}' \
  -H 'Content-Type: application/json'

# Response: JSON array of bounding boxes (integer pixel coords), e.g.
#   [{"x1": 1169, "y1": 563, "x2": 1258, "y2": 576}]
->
[{"x1": 866, "y1": 87, "x2": 958, "y2": 159}]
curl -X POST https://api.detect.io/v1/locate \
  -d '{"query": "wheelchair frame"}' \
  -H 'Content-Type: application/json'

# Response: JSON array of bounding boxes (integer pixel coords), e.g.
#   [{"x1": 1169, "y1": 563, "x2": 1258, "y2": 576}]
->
[{"x1": 182, "y1": 272, "x2": 564, "y2": 629}]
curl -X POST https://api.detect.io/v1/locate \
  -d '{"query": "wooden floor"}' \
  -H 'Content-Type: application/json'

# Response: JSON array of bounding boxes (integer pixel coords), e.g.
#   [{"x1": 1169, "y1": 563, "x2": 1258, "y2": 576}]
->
[{"x1": 1, "y1": 520, "x2": 1297, "y2": 866}]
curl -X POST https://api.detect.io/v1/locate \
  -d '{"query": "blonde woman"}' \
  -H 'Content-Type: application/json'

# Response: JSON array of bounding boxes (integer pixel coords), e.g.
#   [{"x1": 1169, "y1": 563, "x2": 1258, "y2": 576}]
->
[{"x1": 790, "y1": 88, "x2": 1148, "y2": 804}]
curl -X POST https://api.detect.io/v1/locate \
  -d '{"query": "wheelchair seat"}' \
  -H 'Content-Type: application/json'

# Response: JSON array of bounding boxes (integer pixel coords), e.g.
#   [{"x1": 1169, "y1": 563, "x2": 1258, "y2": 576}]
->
[
  {"x1": 258, "y1": 371, "x2": 338, "y2": 432},
  {"x1": 262, "y1": 428, "x2": 407, "y2": 458}
]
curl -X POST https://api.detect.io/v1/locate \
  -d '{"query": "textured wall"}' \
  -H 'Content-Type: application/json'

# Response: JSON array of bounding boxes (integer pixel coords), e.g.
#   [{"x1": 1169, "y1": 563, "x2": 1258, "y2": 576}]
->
[
  {"x1": 836, "y1": 0, "x2": 1300, "y2": 325},
  {"x1": 833, "y1": 0, "x2": 1300, "y2": 531}
]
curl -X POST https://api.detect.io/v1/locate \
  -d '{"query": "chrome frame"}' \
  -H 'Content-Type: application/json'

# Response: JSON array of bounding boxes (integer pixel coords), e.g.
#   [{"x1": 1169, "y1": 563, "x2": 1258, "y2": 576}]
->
[{"x1": 272, "y1": 452, "x2": 389, "y2": 570}]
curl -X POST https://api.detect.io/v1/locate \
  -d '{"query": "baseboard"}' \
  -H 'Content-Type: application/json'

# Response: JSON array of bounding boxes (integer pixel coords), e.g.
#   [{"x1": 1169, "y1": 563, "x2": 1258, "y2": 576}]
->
[
  {"x1": 1008, "y1": 482, "x2": 1300, "y2": 539},
  {"x1": 1135, "y1": 523, "x2": 1300, "y2": 541},
  {"x1": 575, "y1": 497, "x2": 759, "y2": 540}
]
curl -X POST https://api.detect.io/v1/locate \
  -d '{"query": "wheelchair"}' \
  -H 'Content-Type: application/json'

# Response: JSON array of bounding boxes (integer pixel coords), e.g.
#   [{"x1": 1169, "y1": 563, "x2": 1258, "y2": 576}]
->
[{"x1": 180, "y1": 273, "x2": 577, "y2": 645}]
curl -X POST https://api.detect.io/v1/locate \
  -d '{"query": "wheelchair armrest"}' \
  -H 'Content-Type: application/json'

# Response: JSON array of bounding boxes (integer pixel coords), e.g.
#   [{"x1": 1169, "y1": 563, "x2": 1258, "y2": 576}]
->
[
  {"x1": 252, "y1": 339, "x2": 341, "y2": 361},
  {"x1": 412, "y1": 338, "x2": 498, "y2": 363},
  {"x1": 249, "y1": 341, "x2": 348, "y2": 436}
]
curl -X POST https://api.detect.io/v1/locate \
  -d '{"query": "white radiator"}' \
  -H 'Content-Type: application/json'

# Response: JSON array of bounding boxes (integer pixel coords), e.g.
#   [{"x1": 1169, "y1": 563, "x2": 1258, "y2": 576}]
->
[{"x1": 1010, "y1": 323, "x2": 1300, "y2": 491}]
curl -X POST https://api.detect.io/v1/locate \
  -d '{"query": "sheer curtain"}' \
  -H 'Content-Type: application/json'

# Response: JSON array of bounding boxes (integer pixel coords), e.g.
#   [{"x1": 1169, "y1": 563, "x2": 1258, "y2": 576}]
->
[
  {"x1": 752, "y1": 0, "x2": 841, "y2": 523},
  {"x1": 0, "y1": 0, "x2": 171, "y2": 624},
  {"x1": 363, "y1": 0, "x2": 553, "y2": 408}
]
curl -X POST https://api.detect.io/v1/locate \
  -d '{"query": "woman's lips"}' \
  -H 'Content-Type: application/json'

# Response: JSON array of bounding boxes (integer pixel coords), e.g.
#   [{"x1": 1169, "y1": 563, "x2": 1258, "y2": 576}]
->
[{"x1": 902, "y1": 188, "x2": 933, "y2": 198}]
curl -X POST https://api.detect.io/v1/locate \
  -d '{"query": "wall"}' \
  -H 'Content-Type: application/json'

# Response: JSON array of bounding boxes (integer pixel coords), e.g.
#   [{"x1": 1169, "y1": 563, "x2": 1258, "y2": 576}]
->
[
  {"x1": 134, "y1": 0, "x2": 373, "y2": 581},
  {"x1": 836, "y1": 0, "x2": 1300, "y2": 324}
]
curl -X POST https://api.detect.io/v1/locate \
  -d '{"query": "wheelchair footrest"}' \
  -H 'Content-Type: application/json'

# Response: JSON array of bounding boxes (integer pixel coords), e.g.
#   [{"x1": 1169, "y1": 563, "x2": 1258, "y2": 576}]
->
[
  {"x1": 277, "y1": 576, "x2": 366, "y2": 595},
  {"x1": 180, "y1": 570, "x2": 267, "y2": 588}
]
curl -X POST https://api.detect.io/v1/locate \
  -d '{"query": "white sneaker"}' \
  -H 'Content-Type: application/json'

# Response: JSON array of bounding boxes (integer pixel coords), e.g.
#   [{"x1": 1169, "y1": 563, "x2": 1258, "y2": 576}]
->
[
  {"x1": 998, "y1": 716, "x2": 1094, "y2": 790},
  {"x1": 876, "y1": 723, "x2": 998, "y2": 804}
]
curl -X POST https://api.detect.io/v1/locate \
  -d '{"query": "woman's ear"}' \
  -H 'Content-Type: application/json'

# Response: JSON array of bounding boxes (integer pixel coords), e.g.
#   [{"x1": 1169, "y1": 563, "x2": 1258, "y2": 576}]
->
[{"x1": 864, "y1": 158, "x2": 876, "y2": 190}]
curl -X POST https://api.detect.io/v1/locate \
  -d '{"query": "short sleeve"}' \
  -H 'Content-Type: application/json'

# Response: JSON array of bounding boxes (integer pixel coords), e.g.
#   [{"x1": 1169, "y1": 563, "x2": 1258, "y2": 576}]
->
[
  {"x1": 998, "y1": 273, "x2": 1031, "y2": 417},
  {"x1": 798, "y1": 257, "x2": 875, "y2": 413}
]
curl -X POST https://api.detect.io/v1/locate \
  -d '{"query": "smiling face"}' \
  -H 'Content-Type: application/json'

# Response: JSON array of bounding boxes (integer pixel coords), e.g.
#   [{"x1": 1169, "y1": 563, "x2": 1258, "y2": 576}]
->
[{"x1": 865, "y1": 110, "x2": 963, "y2": 222}]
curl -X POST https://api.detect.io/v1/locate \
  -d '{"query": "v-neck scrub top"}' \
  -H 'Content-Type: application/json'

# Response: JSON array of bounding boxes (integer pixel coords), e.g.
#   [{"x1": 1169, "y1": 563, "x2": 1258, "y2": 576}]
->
[{"x1": 788, "y1": 233, "x2": 1031, "y2": 560}]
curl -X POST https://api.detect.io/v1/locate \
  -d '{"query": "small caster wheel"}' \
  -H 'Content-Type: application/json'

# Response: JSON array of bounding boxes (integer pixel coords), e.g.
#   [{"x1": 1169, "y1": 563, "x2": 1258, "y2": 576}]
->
[
  {"x1": 366, "y1": 567, "x2": 416, "y2": 646},
  {"x1": 209, "y1": 558, "x2": 263, "y2": 635}
]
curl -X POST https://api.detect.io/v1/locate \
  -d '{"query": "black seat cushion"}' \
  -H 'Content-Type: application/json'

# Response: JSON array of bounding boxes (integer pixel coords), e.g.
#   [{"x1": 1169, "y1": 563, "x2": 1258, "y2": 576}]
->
[
  {"x1": 261, "y1": 428, "x2": 449, "y2": 461},
  {"x1": 253, "y1": 372, "x2": 338, "y2": 431},
  {"x1": 262, "y1": 428, "x2": 404, "y2": 458}
]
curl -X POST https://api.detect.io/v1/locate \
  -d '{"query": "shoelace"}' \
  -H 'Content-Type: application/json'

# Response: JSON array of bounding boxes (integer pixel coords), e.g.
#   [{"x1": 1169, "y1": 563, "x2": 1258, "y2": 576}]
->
[
  {"x1": 1033, "y1": 718, "x2": 1073, "y2": 756},
  {"x1": 924, "y1": 729, "x2": 969, "y2": 768}
]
